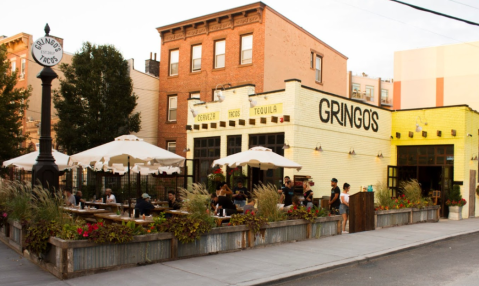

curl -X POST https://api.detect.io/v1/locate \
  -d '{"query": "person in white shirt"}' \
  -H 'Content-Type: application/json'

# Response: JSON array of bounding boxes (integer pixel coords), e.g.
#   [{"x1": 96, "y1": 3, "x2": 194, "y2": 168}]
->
[
  {"x1": 340, "y1": 183, "x2": 350, "y2": 233},
  {"x1": 105, "y1": 188, "x2": 116, "y2": 203}
]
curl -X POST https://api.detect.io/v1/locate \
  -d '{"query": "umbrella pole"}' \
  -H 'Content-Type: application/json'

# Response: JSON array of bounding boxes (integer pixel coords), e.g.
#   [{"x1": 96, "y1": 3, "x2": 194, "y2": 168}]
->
[{"x1": 128, "y1": 156, "x2": 131, "y2": 218}]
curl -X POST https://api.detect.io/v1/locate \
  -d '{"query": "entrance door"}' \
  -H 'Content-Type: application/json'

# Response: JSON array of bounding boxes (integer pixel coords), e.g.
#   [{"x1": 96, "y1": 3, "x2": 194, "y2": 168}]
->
[{"x1": 470, "y1": 170, "x2": 476, "y2": 218}]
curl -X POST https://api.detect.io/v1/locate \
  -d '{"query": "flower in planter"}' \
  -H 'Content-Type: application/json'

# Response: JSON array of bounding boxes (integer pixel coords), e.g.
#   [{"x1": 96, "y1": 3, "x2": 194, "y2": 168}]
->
[
  {"x1": 83, "y1": 232, "x2": 88, "y2": 237},
  {"x1": 2, "y1": 213, "x2": 6, "y2": 218}
]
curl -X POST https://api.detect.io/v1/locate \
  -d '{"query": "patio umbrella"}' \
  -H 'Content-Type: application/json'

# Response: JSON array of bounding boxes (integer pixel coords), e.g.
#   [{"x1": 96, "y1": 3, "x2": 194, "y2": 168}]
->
[
  {"x1": 69, "y1": 135, "x2": 185, "y2": 217},
  {"x1": 212, "y1": 146, "x2": 302, "y2": 171},
  {"x1": 69, "y1": 135, "x2": 185, "y2": 169},
  {"x1": 2, "y1": 149, "x2": 71, "y2": 171}
]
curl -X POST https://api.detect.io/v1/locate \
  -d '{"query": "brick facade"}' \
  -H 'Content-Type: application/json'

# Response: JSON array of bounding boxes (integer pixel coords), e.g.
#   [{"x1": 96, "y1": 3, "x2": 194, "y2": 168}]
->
[{"x1": 156, "y1": 2, "x2": 348, "y2": 155}]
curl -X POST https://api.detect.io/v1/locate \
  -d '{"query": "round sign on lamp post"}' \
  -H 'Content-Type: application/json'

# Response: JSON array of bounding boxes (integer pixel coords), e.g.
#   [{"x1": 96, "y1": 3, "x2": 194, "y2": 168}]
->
[{"x1": 31, "y1": 23, "x2": 60, "y2": 191}]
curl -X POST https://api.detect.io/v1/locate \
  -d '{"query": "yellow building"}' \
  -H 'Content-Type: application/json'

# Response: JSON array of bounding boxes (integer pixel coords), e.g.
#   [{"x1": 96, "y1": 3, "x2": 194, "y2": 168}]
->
[{"x1": 186, "y1": 79, "x2": 479, "y2": 219}]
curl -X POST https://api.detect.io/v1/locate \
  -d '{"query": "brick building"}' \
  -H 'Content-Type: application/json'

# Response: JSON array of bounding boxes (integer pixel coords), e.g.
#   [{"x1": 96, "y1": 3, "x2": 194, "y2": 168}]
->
[
  {"x1": 156, "y1": 2, "x2": 348, "y2": 154},
  {"x1": 0, "y1": 33, "x2": 72, "y2": 151}
]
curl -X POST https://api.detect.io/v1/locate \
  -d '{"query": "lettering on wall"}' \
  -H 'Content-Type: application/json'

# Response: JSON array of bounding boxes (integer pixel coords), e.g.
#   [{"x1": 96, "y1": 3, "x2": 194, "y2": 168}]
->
[
  {"x1": 195, "y1": 111, "x2": 220, "y2": 123},
  {"x1": 228, "y1": 109, "x2": 241, "y2": 119},
  {"x1": 249, "y1": 103, "x2": 283, "y2": 117},
  {"x1": 319, "y1": 98, "x2": 379, "y2": 132}
]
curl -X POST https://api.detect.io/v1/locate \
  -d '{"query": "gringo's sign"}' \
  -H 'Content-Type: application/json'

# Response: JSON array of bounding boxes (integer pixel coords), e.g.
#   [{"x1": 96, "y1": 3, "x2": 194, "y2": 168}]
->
[
  {"x1": 319, "y1": 98, "x2": 379, "y2": 132},
  {"x1": 31, "y1": 36, "x2": 63, "y2": 67}
]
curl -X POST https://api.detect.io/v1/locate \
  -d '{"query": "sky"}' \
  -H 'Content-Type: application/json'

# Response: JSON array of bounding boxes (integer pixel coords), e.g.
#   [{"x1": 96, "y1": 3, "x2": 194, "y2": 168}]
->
[{"x1": 2, "y1": 0, "x2": 478, "y2": 79}]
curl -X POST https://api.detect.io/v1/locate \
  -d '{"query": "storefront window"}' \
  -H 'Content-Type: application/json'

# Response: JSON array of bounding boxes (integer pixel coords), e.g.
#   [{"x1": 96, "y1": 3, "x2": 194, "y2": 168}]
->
[
  {"x1": 397, "y1": 145, "x2": 454, "y2": 166},
  {"x1": 194, "y1": 137, "x2": 221, "y2": 184}
]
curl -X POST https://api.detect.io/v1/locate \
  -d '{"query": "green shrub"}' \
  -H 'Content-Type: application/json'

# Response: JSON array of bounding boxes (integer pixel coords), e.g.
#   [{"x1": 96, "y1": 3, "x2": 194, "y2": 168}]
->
[
  {"x1": 160, "y1": 215, "x2": 213, "y2": 244},
  {"x1": 375, "y1": 181, "x2": 393, "y2": 209},
  {"x1": 448, "y1": 184, "x2": 462, "y2": 202},
  {"x1": 286, "y1": 205, "x2": 328, "y2": 222},
  {"x1": 229, "y1": 210, "x2": 267, "y2": 234},
  {"x1": 25, "y1": 220, "x2": 61, "y2": 256},
  {"x1": 253, "y1": 183, "x2": 285, "y2": 222},
  {"x1": 178, "y1": 183, "x2": 215, "y2": 226}
]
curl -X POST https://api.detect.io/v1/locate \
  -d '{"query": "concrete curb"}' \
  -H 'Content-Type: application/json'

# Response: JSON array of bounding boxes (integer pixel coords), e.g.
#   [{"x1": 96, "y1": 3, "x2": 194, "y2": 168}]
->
[{"x1": 244, "y1": 228, "x2": 479, "y2": 286}]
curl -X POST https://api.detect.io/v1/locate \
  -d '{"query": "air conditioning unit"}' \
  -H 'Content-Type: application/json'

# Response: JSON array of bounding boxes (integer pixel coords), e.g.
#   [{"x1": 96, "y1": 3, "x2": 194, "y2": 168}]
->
[{"x1": 19, "y1": 73, "x2": 25, "y2": 79}]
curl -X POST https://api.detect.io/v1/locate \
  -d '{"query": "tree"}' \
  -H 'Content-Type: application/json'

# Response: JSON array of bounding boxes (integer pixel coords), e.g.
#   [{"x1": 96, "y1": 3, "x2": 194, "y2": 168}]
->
[
  {"x1": 54, "y1": 42, "x2": 140, "y2": 154},
  {"x1": 0, "y1": 44, "x2": 31, "y2": 163}
]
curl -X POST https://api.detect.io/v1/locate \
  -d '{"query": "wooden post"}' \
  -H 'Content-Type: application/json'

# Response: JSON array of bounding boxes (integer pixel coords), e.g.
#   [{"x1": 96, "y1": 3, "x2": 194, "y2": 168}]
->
[
  {"x1": 337, "y1": 220, "x2": 342, "y2": 235},
  {"x1": 171, "y1": 237, "x2": 178, "y2": 259},
  {"x1": 306, "y1": 223, "x2": 312, "y2": 239}
]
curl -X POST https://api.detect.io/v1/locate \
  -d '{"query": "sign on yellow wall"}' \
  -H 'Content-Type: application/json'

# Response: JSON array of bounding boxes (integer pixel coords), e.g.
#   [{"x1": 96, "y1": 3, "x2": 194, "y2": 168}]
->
[
  {"x1": 195, "y1": 111, "x2": 220, "y2": 123},
  {"x1": 250, "y1": 103, "x2": 283, "y2": 117},
  {"x1": 228, "y1": 109, "x2": 241, "y2": 119}
]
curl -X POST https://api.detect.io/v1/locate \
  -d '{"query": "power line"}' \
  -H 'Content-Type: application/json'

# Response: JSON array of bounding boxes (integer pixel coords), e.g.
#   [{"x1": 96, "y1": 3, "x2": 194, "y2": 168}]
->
[
  {"x1": 336, "y1": 0, "x2": 479, "y2": 51},
  {"x1": 390, "y1": 0, "x2": 479, "y2": 26},
  {"x1": 450, "y1": 0, "x2": 479, "y2": 10}
]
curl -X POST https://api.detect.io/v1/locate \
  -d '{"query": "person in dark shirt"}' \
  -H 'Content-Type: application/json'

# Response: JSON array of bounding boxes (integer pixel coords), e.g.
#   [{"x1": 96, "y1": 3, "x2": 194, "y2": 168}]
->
[
  {"x1": 167, "y1": 191, "x2": 182, "y2": 210},
  {"x1": 232, "y1": 181, "x2": 248, "y2": 207},
  {"x1": 74, "y1": 190, "x2": 85, "y2": 206},
  {"x1": 135, "y1": 193, "x2": 155, "y2": 216},
  {"x1": 211, "y1": 193, "x2": 237, "y2": 216},
  {"x1": 278, "y1": 176, "x2": 291, "y2": 194},
  {"x1": 281, "y1": 180, "x2": 294, "y2": 207},
  {"x1": 329, "y1": 178, "x2": 341, "y2": 215}
]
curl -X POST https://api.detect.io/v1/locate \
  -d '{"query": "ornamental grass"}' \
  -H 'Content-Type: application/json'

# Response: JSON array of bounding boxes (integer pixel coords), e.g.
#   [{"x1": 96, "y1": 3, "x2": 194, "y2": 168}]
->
[{"x1": 252, "y1": 183, "x2": 285, "y2": 222}]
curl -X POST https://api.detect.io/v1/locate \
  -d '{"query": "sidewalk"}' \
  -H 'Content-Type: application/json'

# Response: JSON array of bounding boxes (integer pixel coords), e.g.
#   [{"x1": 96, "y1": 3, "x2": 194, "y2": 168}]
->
[{"x1": 2, "y1": 218, "x2": 479, "y2": 286}]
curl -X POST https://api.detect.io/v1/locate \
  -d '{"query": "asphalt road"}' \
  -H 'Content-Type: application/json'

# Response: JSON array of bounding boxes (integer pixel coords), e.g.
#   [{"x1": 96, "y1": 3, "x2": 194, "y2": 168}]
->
[{"x1": 279, "y1": 232, "x2": 479, "y2": 286}]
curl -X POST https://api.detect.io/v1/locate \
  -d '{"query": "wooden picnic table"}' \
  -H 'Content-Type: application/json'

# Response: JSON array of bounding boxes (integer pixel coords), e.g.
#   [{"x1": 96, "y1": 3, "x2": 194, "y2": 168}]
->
[
  {"x1": 94, "y1": 212, "x2": 154, "y2": 227},
  {"x1": 61, "y1": 206, "x2": 110, "y2": 221}
]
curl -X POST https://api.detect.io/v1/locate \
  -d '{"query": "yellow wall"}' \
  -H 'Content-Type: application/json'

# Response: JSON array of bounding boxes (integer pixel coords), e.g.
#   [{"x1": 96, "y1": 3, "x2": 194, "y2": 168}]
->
[
  {"x1": 391, "y1": 106, "x2": 479, "y2": 218},
  {"x1": 187, "y1": 80, "x2": 392, "y2": 199}
]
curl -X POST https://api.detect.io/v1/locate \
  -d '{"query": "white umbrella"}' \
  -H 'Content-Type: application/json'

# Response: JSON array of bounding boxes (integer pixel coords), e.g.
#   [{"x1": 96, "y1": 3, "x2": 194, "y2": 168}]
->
[
  {"x1": 212, "y1": 146, "x2": 302, "y2": 171},
  {"x1": 69, "y1": 135, "x2": 185, "y2": 171},
  {"x1": 2, "y1": 150, "x2": 71, "y2": 171}
]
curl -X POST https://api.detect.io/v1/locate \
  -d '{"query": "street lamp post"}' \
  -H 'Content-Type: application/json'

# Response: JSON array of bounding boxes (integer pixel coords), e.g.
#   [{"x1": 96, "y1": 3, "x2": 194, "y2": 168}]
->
[{"x1": 31, "y1": 24, "x2": 62, "y2": 191}]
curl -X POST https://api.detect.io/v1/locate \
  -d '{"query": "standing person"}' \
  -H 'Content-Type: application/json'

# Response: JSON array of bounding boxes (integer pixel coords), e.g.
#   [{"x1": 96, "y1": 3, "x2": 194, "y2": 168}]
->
[
  {"x1": 216, "y1": 182, "x2": 233, "y2": 201},
  {"x1": 303, "y1": 180, "x2": 314, "y2": 208},
  {"x1": 340, "y1": 183, "x2": 350, "y2": 233},
  {"x1": 281, "y1": 180, "x2": 294, "y2": 207},
  {"x1": 105, "y1": 188, "x2": 116, "y2": 203},
  {"x1": 232, "y1": 181, "x2": 248, "y2": 207},
  {"x1": 64, "y1": 189, "x2": 76, "y2": 206},
  {"x1": 279, "y1": 176, "x2": 291, "y2": 193},
  {"x1": 329, "y1": 178, "x2": 340, "y2": 215},
  {"x1": 167, "y1": 191, "x2": 181, "y2": 210}
]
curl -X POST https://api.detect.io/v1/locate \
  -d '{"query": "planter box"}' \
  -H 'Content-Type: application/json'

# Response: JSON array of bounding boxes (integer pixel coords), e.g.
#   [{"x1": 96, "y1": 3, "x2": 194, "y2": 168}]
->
[
  {"x1": 375, "y1": 206, "x2": 440, "y2": 229},
  {"x1": 0, "y1": 222, "x2": 9, "y2": 242},
  {"x1": 8, "y1": 220, "x2": 26, "y2": 252},
  {"x1": 448, "y1": 206, "x2": 463, "y2": 220},
  {"x1": 412, "y1": 206, "x2": 440, "y2": 223},
  {"x1": 376, "y1": 208, "x2": 412, "y2": 229},
  {"x1": 21, "y1": 216, "x2": 342, "y2": 279}
]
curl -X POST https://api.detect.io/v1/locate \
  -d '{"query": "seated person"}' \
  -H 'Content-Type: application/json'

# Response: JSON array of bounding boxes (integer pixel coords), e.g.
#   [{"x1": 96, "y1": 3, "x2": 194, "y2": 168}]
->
[
  {"x1": 135, "y1": 193, "x2": 155, "y2": 216},
  {"x1": 167, "y1": 191, "x2": 182, "y2": 210},
  {"x1": 232, "y1": 181, "x2": 248, "y2": 207},
  {"x1": 242, "y1": 198, "x2": 256, "y2": 213},
  {"x1": 74, "y1": 190, "x2": 86, "y2": 206},
  {"x1": 64, "y1": 189, "x2": 76, "y2": 206},
  {"x1": 105, "y1": 188, "x2": 116, "y2": 203},
  {"x1": 283, "y1": 196, "x2": 301, "y2": 212},
  {"x1": 216, "y1": 182, "x2": 233, "y2": 201},
  {"x1": 211, "y1": 192, "x2": 237, "y2": 216}
]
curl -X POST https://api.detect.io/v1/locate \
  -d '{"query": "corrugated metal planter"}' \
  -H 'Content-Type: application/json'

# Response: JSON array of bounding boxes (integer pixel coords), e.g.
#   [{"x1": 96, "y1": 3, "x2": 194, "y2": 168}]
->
[
  {"x1": 19, "y1": 216, "x2": 342, "y2": 279},
  {"x1": 375, "y1": 206, "x2": 440, "y2": 229},
  {"x1": 5, "y1": 220, "x2": 26, "y2": 252}
]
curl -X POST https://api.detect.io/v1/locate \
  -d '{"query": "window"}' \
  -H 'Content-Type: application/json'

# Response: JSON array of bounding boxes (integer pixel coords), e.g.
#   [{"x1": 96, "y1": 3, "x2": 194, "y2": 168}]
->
[
  {"x1": 168, "y1": 96, "x2": 177, "y2": 121},
  {"x1": 194, "y1": 137, "x2": 221, "y2": 184},
  {"x1": 315, "y1": 56, "x2": 322, "y2": 82},
  {"x1": 190, "y1": 92, "x2": 200, "y2": 99},
  {"x1": 365, "y1": 85, "x2": 374, "y2": 102},
  {"x1": 191, "y1": 45, "x2": 202, "y2": 72},
  {"x1": 167, "y1": 141, "x2": 176, "y2": 153},
  {"x1": 214, "y1": 40, "x2": 225, "y2": 69},
  {"x1": 169, "y1": 50, "x2": 179, "y2": 76},
  {"x1": 241, "y1": 35, "x2": 253, "y2": 64},
  {"x1": 381, "y1": 89, "x2": 389, "y2": 104},
  {"x1": 20, "y1": 59, "x2": 26, "y2": 79},
  {"x1": 227, "y1": 135, "x2": 242, "y2": 155},
  {"x1": 352, "y1": 83, "x2": 360, "y2": 93},
  {"x1": 11, "y1": 61, "x2": 16, "y2": 73}
]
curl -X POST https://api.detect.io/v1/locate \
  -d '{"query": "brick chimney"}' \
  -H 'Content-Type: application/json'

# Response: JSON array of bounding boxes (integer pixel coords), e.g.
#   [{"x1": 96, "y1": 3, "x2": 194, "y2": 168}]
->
[{"x1": 145, "y1": 52, "x2": 159, "y2": 77}]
